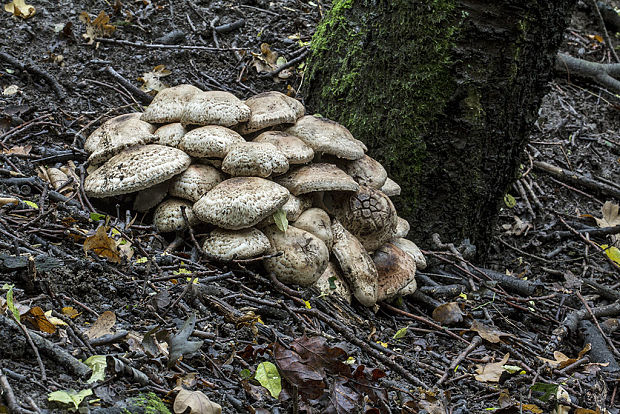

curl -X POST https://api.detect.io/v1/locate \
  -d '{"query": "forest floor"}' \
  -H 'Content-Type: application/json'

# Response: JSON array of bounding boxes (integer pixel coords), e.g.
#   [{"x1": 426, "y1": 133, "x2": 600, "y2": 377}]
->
[{"x1": 0, "y1": 1, "x2": 619, "y2": 413}]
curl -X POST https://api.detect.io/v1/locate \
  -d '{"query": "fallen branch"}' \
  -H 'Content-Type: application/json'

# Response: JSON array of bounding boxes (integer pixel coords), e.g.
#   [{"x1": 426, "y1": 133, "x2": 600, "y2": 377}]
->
[
  {"x1": 555, "y1": 52, "x2": 620, "y2": 93},
  {"x1": 0, "y1": 52, "x2": 65, "y2": 99},
  {"x1": 533, "y1": 160, "x2": 620, "y2": 200}
]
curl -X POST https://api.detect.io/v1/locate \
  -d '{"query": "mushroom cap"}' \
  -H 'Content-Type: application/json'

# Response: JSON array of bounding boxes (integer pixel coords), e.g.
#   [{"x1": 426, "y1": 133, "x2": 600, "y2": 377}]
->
[
  {"x1": 153, "y1": 198, "x2": 200, "y2": 233},
  {"x1": 285, "y1": 115, "x2": 366, "y2": 160},
  {"x1": 258, "y1": 194, "x2": 312, "y2": 227},
  {"x1": 141, "y1": 84, "x2": 202, "y2": 123},
  {"x1": 381, "y1": 177, "x2": 401, "y2": 197},
  {"x1": 263, "y1": 225, "x2": 329, "y2": 286},
  {"x1": 331, "y1": 219, "x2": 378, "y2": 307},
  {"x1": 253, "y1": 131, "x2": 314, "y2": 165},
  {"x1": 179, "y1": 125, "x2": 245, "y2": 158},
  {"x1": 168, "y1": 164, "x2": 224, "y2": 202},
  {"x1": 193, "y1": 177, "x2": 290, "y2": 230},
  {"x1": 275, "y1": 163, "x2": 359, "y2": 196},
  {"x1": 345, "y1": 155, "x2": 387, "y2": 189},
  {"x1": 331, "y1": 186, "x2": 398, "y2": 252},
  {"x1": 238, "y1": 91, "x2": 305, "y2": 134},
  {"x1": 202, "y1": 227, "x2": 270, "y2": 261},
  {"x1": 373, "y1": 242, "x2": 417, "y2": 301},
  {"x1": 87, "y1": 118, "x2": 158, "y2": 166},
  {"x1": 221, "y1": 142, "x2": 289, "y2": 177},
  {"x1": 181, "y1": 90, "x2": 251, "y2": 127},
  {"x1": 293, "y1": 207, "x2": 333, "y2": 251},
  {"x1": 314, "y1": 261, "x2": 352, "y2": 304},
  {"x1": 391, "y1": 238, "x2": 427, "y2": 270},
  {"x1": 84, "y1": 144, "x2": 191, "y2": 198},
  {"x1": 394, "y1": 217, "x2": 410, "y2": 238},
  {"x1": 154, "y1": 123, "x2": 186, "y2": 147},
  {"x1": 84, "y1": 113, "x2": 143, "y2": 154},
  {"x1": 133, "y1": 180, "x2": 170, "y2": 212}
]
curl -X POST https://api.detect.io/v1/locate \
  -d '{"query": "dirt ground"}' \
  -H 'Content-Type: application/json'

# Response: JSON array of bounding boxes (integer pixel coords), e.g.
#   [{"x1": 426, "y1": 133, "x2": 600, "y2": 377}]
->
[{"x1": 0, "y1": 1, "x2": 619, "y2": 413}]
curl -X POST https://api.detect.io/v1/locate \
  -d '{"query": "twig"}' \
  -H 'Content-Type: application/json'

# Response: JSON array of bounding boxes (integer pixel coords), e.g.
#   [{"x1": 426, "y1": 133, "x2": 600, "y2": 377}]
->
[
  {"x1": 0, "y1": 52, "x2": 65, "y2": 99},
  {"x1": 259, "y1": 49, "x2": 308, "y2": 78},
  {"x1": 104, "y1": 66, "x2": 153, "y2": 105},
  {"x1": 590, "y1": 0, "x2": 620, "y2": 63},
  {"x1": 533, "y1": 160, "x2": 620, "y2": 200},
  {"x1": 95, "y1": 37, "x2": 247, "y2": 51},
  {"x1": 437, "y1": 335, "x2": 482, "y2": 385},
  {"x1": 556, "y1": 52, "x2": 620, "y2": 93}
]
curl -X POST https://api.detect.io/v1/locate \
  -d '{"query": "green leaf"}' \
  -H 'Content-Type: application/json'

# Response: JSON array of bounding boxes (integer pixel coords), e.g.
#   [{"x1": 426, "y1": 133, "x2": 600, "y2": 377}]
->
[
  {"x1": 239, "y1": 369, "x2": 252, "y2": 380},
  {"x1": 276, "y1": 56, "x2": 287, "y2": 66},
  {"x1": 601, "y1": 244, "x2": 620, "y2": 265},
  {"x1": 84, "y1": 355, "x2": 107, "y2": 384},
  {"x1": 504, "y1": 193, "x2": 516, "y2": 208},
  {"x1": 135, "y1": 257, "x2": 148, "y2": 264},
  {"x1": 22, "y1": 200, "x2": 38, "y2": 209},
  {"x1": 273, "y1": 209, "x2": 288, "y2": 232},
  {"x1": 48, "y1": 389, "x2": 93, "y2": 410},
  {"x1": 5, "y1": 284, "x2": 19, "y2": 322},
  {"x1": 393, "y1": 326, "x2": 408, "y2": 339},
  {"x1": 530, "y1": 382, "x2": 558, "y2": 402},
  {"x1": 254, "y1": 361, "x2": 281, "y2": 399},
  {"x1": 502, "y1": 364, "x2": 525, "y2": 374},
  {"x1": 89, "y1": 213, "x2": 107, "y2": 221},
  {"x1": 328, "y1": 276, "x2": 337, "y2": 290}
]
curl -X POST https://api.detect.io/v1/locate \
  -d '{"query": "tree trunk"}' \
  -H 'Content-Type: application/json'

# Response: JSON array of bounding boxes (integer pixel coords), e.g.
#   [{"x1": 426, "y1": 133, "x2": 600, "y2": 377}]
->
[{"x1": 303, "y1": 0, "x2": 576, "y2": 251}]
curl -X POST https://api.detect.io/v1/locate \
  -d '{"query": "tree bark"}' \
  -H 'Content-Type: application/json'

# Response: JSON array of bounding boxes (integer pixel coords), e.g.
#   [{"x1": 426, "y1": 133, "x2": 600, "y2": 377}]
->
[{"x1": 303, "y1": 0, "x2": 576, "y2": 251}]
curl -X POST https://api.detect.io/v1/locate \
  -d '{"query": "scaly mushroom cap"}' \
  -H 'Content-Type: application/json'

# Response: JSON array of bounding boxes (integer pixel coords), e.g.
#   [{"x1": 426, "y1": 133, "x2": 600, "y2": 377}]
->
[
  {"x1": 394, "y1": 217, "x2": 410, "y2": 238},
  {"x1": 253, "y1": 131, "x2": 314, "y2": 165},
  {"x1": 168, "y1": 164, "x2": 224, "y2": 202},
  {"x1": 84, "y1": 113, "x2": 143, "y2": 154},
  {"x1": 331, "y1": 219, "x2": 378, "y2": 307},
  {"x1": 314, "y1": 262, "x2": 352, "y2": 304},
  {"x1": 381, "y1": 177, "x2": 401, "y2": 197},
  {"x1": 345, "y1": 155, "x2": 387, "y2": 189},
  {"x1": 179, "y1": 125, "x2": 245, "y2": 158},
  {"x1": 181, "y1": 90, "x2": 251, "y2": 127},
  {"x1": 258, "y1": 194, "x2": 312, "y2": 227},
  {"x1": 331, "y1": 186, "x2": 398, "y2": 252},
  {"x1": 202, "y1": 227, "x2": 270, "y2": 261},
  {"x1": 275, "y1": 163, "x2": 359, "y2": 196},
  {"x1": 141, "y1": 84, "x2": 202, "y2": 123},
  {"x1": 293, "y1": 207, "x2": 333, "y2": 251},
  {"x1": 87, "y1": 118, "x2": 158, "y2": 166},
  {"x1": 238, "y1": 91, "x2": 305, "y2": 134},
  {"x1": 263, "y1": 225, "x2": 329, "y2": 286},
  {"x1": 373, "y1": 242, "x2": 417, "y2": 301},
  {"x1": 153, "y1": 198, "x2": 200, "y2": 233},
  {"x1": 84, "y1": 144, "x2": 191, "y2": 198},
  {"x1": 193, "y1": 177, "x2": 290, "y2": 230},
  {"x1": 154, "y1": 123, "x2": 186, "y2": 147},
  {"x1": 221, "y1": 142, "x2": 289, "y2": 177},
  {"x1": 391, "y1": 238, "x2": 427, "y2": 270},
  {"x1": 285, "y1": 115, "x2": 366, "y2": 160}
]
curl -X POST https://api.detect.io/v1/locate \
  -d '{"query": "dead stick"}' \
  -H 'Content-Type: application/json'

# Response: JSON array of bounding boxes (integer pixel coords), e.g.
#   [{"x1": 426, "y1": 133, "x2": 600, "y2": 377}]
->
[
  {"x1": 533, "y1": 160, "x2": 620, "y2": 199},
  {"x1": 437, "y1": 335, "x2": 482, "y2": 385}
]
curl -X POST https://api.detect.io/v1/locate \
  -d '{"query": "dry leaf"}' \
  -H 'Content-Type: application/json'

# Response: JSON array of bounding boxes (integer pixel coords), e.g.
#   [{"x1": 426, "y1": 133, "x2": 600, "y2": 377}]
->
[
  {"x1": 4, "y1": 0, "x2": 35, "y2": 18},
  {"x1": 432, "y1": 302, "x2": 463, "y2": 326},
  {"x1": 173, "y1": 389, "x2": 222, "y2": 414},
  {"x1": 85, "y1": 310, "x2": 116, "y2": 339},
  {"x1": 21, "y1": 306, "x2": 56, "y2": 334},
  {"x1": 79, "y1": 11, "x2": 116, "y2": 45},
  {"x1": 474, "y1": 353, "x2": 510, "y2": 383},
  {"x1": 44, "y1": 310, "x2": 68, "y2": 326},
  {"x1": 138, "y1": 65, "x2": 171, "y2": 94},
  {"x1": 83, "y1": 226, "x2": 121, "y2": 263},
  {"x1": 3, "y1": 145, "x2": 31, "y2": 155},
  {"x1": 470, "y1": 320, "x2": 514, "y2": 343},
  {"x1": 595, "y1": 201, "x2": 620, "y2": 246},
  {"x1": 62, "y1": 306, "x2": 80, "y2": 318},
  {"x1": 2, "y1": 85, "x2": 20, "y2": 95},
  {"x1": 537, "y1": 351, "x2": 574, "y2": 369},
  {"x1": 0, "y1": 197, "x2": 19, "y2": 207}
]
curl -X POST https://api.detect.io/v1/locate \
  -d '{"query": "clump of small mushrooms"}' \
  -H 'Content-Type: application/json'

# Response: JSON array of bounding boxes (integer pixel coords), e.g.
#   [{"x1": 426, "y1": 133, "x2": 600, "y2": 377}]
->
[{"x1": 83, "y1": 85, "x2": 426, "y2": 307}]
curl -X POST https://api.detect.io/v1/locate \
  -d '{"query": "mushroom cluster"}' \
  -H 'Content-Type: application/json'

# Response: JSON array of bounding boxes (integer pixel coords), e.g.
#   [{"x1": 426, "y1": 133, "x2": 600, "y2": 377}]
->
[{"x1": 83, "y1": 85, "x2": 426, "y2": 307}]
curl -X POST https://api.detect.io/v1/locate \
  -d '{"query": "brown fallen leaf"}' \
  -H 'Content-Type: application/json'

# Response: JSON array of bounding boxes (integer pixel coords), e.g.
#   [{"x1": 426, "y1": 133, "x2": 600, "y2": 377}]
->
[
  {"x1": 83, "y1": 226, "x2": 121, "y2": 263},
  {"x1": 79, "y1": 10, "x2": 116, "y2": 45},
  {"x1": 85, "y1": 310, "x2": 116, "y2": 339},
  {"x1": 470, "y1": 320, "x2": 514, "y2": 343},
  {"x1": 61, "y1": 306, "x2": 80, "y2": 318},
  {"x1": 139, "y1": 65, "x2": 171, "y2": 94},
  {"x1": 0, "y1": 197, "x2": 19, "y2": 207},
  {"x1": 21, "y1": 306, "x2": 56, "y2": 334},
  {"x1": 173, "y1": 388, "x2": 221, "y2": 414},
  {"x1": 432, "y1": 302, "x2": 463, "y2": 326},
  {"x1": 595, "y1": 201, "x2": 620, "y2": 247},
  {"x1": 4, "y1": 0, "x2": 35, "y2": 18},
  {"x1": 475, "y1": 353, "x2": 510, "y2": 383},
  {"x1": 3, "y1": 145, "x2": 31, "y2": 155}
]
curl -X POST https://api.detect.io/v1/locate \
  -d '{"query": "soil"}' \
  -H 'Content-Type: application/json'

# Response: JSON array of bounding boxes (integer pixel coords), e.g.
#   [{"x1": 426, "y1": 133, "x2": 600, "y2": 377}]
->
[{"x1": 0, "y1": 1, "x2": 619, "y2": 413}]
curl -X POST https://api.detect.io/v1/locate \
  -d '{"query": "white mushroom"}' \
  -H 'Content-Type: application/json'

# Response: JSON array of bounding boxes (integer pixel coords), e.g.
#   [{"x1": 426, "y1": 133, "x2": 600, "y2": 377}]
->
[
  {"x1": 181, "y1": 90, "x2": 251, "y2": 127},
  {"x1": 253, "y1": 131, "x2": 314, "y2": 165},
  {"x1": 87, "y1": 117, "x2": 157, "y2": 166},
  {"x1": 345, "y1": 155, "x2": 387, "y2": 189},
  {"x1": 153, "y1": 198, "x2": 200, "y2": 232},
  {"x1": 314, "y1": 262, "x2": 352, "y2": 304},
  {"x1": 292, "y1": 208, "x2": 333, "y2": 251},
  {"x1": 84, "y1": 113, "x2": 143, "y2": 154},
  {"x1": 238, "y1": 91, "x2": 305, "y2": 134},
  {"x1": 168, "y1": 164, "x2": 224, "y2": 202},
  {"x1": 179, "y1": 125, "x2": 245, "y2": 158},
  {"x1": 381, "y1": 177, "x2": 401, "y2": 197},
  {"x1": 154, "y1": 123, "x2": 186, "y2": 147},
  {"x1": 391, "y1": 238, "x2": 427, "y2": 270},
  {"x1": 394, "y1": 217, "x2": 410, "y2": 238},
  {"x1": 275, "y1": 163, "x2": 359, "y2": 196},
  {"x1": 202, "y1": 228, "x2": 270, "y2": 261},
  {"x1": 258, "y1": 194, "x2": 312, "y2": 227},
  {"x1": 141, "y1": 84, "x2": 202, "y2": 123},
  {"x1": 221, "y1": 142, "x2": 289, "y2": 177}
]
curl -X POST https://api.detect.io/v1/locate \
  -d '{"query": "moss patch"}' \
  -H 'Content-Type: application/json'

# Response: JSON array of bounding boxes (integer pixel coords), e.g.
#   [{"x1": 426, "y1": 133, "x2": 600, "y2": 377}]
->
[{"x1": 122, "y1": 392, "x2": 171, "y2": 414}]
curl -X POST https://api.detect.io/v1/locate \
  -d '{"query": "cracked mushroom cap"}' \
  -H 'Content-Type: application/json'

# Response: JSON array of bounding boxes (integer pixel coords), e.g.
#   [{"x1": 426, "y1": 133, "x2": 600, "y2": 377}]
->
[
  {"x1": 331, "y1": 219, "x2": 378, "y2": 307},
  {"x1": 87, "y1": 117, "x2": 158, "y2": 166},
  {"x1": 391, "y1": 238, "x2": 427, "y2": 270},
  {"x1": 168, "y1": 164, "x2": 224, "y2": 202},
  {"x1": 84, "y1": 144, "x2": 191, "y2": 198},
  {"x1": 381, "y1": 177, "x2": 401, "y2": 197},
  {"x1": 154, "y1": 123, "x2": 186, "y2": 147},
  {"x1": 394, "y1": 217, "x2": 410, "y2": 238},
  {"x1": 238, "y1": 91, "x2": 305, "y2": 134},
  {"x1": 275, "y1": 163, "x2": 359, "y2": 196},
  {"x1": 293, "y1": 207, "x2": 333, "y2": 251},
  {"x1": 258, "y1": 194, "x2": 312, "y2": 227},
  {"x1": 181, "y1": 90, "x2": 251, "y2": 127},
  {"x1": 179, "y1": 125, "x2": 245, "y2": 158},
  {"x1": 141, "y1": 84, "x2": 202, "y2": 123},
  {"x1": 285, "y1": 115, "x2": 366, "y2": 160},
  {"x1": 153, "y1": 198, "x2": 200, "y2": 233},
  {"x1": 193, "y1": 177, "x2": 290, "y2": 230},
  {"x1": 373, "y1": 242, "x2": 417, "y2": 301},
  {"x1": 202, "y1": 227, "x2": 270, "y2": 261},
  {"x1": 253, "y1": 131, "x2": 314, "y2": 165},
  {"x1": 263, "y1": 225, "x2": 329, "y2": 286},
  {"x1": 331, "y1": 186, "x2": 398, "y2": 252},
  {"x1": 221, "y1": 142, "x2": 289, "y2": 177},
  {"x1": 314, "y1": 261, "x2": 352, "y2": 304},
  {"x1": 84, "y1": 113, "x2": 143, "y2": 154},
  {"x1": 345, "y1": 155, "x2": 387, "y2": 189}
]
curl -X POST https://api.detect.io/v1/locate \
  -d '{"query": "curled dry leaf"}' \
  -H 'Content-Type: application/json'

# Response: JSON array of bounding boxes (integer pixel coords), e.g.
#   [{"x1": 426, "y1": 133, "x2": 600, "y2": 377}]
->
[
  {"x1": 173, "y1": 389, "x2": 222, "y2": 414},
  {"x1": 474, "y1": 353, "x2": 510, "y2": 383},
  {"x1": 139, "y1": 65, "x2": 172, "y2": 94},
  {"x1": 4, "y1": 0, "x2": 35, "y2": 18},
  {"x1": 79, "y1": 10, "x2": 116, "y2": 45},
  {"x1": 595, "y1": 201, "x2": 620, "y2": 247},
  {"x1": 83, "y1": 226, "x2": 121, "y2": 263},
  {"x1": 21, "y1": 306, "x2": 56, "y2": 334}
]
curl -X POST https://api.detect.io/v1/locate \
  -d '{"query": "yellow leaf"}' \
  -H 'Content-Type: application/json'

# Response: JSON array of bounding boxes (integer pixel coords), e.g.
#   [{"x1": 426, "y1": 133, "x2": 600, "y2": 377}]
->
[
  {"x1": 4, "y1": 0, "x2": 35, "y2": 19},
  {"x1": 601, "y1": 244, "x2": 620, "y2": 265},
  {"x1": 44, "y1": 310, "x2": 68, "y2": 326}
]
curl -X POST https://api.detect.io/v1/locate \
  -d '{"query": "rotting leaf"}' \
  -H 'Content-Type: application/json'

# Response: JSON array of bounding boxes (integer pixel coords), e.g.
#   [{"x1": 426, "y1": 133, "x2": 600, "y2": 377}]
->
[
  {"x1": 173, "y1": 388, "x2": 222, "y2": 414},
  {"x1": 2, "y1": 144, "x2": 31, "y2": 155},
  {"x1": 139, "y1": 65, "x2": 171, "y2": 94},
  {"x1": 273, "y1": 342, "x2": 325, "y2": 400},
  {"x1": 79, "y1": 10, "x2": 116, "y2": 45},
  {"x1": 329, "y1": 379, "x2": 359, "y2": 413},
  {"x1": 474, "y1": 353, "x2": 510, "y2": 383},
  {"x1": 254, "y1": 361, "x2": 282, "y2": 399},
  {"x1": 61, "y1": 306, "x2": 80, "y2": 318},
  {"x1": 83, "y1": 226, "x2": 121, "y2": 263},
  {"x1": 432, "y1": 302, "x2": 463, "y2": 326},
  {"x1": 48, "y1": 389, "x2": 93, "y2": 410},
  {"x1": 537, "y1": 351, "x2": 576, "y2": 369},
  {"x1": 84, "y1": 355, "x2": 107, "y2": 384},
  {"x1": 273, "y1": 208, "x2": 288, "y2": 232},
  {"x1": 21, "y1": 306, "x2": 56, "y2": 334},
  {"x1": 4, "y1": 0, "x2": 35, "y2": 19},
  {"x1": 167, "y1": 313, "x2": 204, "y2": 368},
  {"x1": 470, "y1": 320, "x2": 514, "y2": 343},
  {"x1": 85, "y1": 310, "x2": 116, "y2": 340}
]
